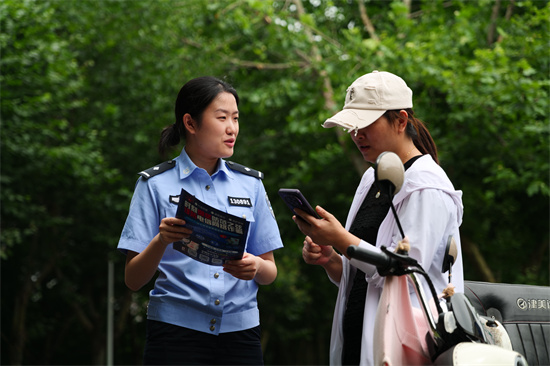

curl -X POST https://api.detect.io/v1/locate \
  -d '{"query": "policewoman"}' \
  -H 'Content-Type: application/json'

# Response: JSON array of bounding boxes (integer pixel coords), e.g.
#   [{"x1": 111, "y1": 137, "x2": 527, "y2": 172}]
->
[{"x1": 118, "y1": 76, "x2": 284, "y2": 365}]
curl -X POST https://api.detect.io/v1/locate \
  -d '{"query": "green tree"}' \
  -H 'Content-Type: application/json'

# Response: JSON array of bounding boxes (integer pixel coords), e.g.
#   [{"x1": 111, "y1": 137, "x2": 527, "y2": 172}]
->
[
  {"x1": 0, "y1": 1, "x2": 176, "y2": 363},
  {"x1": 1, "y1": 0, "x2": 548, "y2": 365}
]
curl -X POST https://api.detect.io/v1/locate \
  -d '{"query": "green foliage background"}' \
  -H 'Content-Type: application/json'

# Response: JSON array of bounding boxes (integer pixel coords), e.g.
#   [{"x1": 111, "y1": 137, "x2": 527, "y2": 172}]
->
[{"x1": 1, "y1": 0, "x2": 548, "y2": 364}]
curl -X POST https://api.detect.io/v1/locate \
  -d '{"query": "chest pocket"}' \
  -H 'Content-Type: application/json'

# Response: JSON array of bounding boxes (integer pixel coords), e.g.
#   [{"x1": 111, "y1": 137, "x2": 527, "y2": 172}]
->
[
  {"x1": 225, "y1": 194, "x2": 256, "y2": 223},
  {"x1": 226, "y1": 205, "x2": 256, "y2": 225}
]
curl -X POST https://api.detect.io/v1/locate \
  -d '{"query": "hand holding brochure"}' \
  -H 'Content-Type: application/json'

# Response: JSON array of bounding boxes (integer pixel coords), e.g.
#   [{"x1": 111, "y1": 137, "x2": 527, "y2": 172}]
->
[{"x1": 173, "y1": 188, "x2": 249, "y2": 265}]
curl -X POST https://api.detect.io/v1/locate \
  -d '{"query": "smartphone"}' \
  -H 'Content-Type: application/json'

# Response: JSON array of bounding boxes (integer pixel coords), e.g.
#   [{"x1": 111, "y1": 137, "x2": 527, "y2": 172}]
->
[{"x1": 278, "y1": 188, "x2": 321, "y2": 219}]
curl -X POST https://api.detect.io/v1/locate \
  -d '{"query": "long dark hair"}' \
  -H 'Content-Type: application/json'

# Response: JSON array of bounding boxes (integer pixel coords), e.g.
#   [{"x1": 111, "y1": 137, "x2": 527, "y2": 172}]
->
[
  {"x1": 158, "y1": 76, "x2": 239, "y2": 156},
  {"x1": 384, "y1": 109, "x2": 439, "y2": 164}
]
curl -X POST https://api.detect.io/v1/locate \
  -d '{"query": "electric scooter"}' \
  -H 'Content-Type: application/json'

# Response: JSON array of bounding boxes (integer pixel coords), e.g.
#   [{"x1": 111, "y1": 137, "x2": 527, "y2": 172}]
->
[{"x1": 347, "y1": 151, "x2": 528, "y2": 366}]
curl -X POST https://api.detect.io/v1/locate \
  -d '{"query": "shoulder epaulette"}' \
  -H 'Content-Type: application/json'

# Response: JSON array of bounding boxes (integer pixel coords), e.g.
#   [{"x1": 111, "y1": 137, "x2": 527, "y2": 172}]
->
[
  {"x1": 138, "y1": 160, "x2": 176, "y2": 180},
  {"x1": 226, "y1": 160, "x2": 264, "y2": 179}
]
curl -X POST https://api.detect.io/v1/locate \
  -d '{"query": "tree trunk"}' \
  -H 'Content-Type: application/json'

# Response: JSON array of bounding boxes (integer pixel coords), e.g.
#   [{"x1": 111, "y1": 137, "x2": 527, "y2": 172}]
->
[
  {"x1": 462, "y1": 238, "x2": 496, "y2": 282},
  {"x1": 10, "y1": 280, "x2": 31, "y2": 365}
]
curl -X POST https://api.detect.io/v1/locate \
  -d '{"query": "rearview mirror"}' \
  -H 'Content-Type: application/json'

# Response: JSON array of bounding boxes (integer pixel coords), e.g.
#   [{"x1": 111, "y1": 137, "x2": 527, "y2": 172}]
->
[
  {"x1": 442, "y1": 235, "x2": 458, "y2": 273},
  {"x1": 374, "y1": 151, "x2": 405, "y2": 196}
]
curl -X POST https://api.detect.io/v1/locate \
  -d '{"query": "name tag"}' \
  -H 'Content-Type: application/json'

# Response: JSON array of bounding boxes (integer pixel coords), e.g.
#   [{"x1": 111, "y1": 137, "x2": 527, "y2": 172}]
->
[
  {"x1": 228, "y1": 196, "x2": 252, "y2": 207},
  {"x1": 169, "y1": 195, "x2": 180, "y2": 204}
]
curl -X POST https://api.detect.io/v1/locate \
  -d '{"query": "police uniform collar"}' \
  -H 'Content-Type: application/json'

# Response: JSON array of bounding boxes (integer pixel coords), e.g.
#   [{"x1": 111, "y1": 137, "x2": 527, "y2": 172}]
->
[
  {"x1": 218, "y1": 158, "x2": 234, "y2": 179},
  {"x1": 178, "y1": 148, "x2": 228, "y2": 179},
  {"x1": 178, "y1": 148, "x2": 199, "y2": 179}
]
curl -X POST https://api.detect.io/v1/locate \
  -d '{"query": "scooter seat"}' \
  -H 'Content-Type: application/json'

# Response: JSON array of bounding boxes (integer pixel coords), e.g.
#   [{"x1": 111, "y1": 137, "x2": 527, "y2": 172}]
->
[{"x1": 464, "y1": 280, "x2": 550, "y2": 366}]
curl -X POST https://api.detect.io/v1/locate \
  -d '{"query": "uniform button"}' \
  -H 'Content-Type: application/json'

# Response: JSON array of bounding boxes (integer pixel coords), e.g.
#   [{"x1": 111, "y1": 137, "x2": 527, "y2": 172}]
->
[
  {"x1": 242, "y1": 214, "x2": 246, "y2": 219},
  {"x1": 215, "y1": 299, "x2": 220, "y2": 305},
  {"x1": 205, "y1": 185, "x2": 211, "y2": 190},
  {"x1": 210, "y1": 318, "x2": 216, "y2": 324},
  {"x1": 210, "y1": 325, "x2": 215, "y2": 331},
  {"x1": 214, "y1": 272, "x2": 220, "y2": 279}
]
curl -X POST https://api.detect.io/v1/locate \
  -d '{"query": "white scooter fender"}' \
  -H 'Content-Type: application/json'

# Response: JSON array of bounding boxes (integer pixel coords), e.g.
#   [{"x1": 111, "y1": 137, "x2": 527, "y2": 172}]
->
[{"x1": 433, "y1": 343, "x2": 528, "y2": 365}]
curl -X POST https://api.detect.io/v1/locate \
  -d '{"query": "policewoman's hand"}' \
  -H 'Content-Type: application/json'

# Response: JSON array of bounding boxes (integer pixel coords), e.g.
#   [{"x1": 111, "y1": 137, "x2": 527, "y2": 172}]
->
[
  {"x1": 158, "y1": 217, "x2": 192, "y2": 246},
  {"x1": 223, "y1": 252, "x2": 278, "y2": 285},
  {"x1": 223, "y1": 253, "x2": 260, "y2": 281}
]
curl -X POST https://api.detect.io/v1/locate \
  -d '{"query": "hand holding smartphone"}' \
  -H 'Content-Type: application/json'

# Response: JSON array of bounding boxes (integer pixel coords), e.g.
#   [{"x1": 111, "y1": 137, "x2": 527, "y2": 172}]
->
[{"x1": 278, "y1": 188, "x2": 321, "y2": 219}]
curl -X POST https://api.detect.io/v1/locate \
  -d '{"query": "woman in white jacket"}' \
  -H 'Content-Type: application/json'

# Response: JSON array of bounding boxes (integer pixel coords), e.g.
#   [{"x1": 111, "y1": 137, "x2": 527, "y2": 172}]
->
[{"x1": 293, "y1": 71, "x2": 464, "y2": 366}]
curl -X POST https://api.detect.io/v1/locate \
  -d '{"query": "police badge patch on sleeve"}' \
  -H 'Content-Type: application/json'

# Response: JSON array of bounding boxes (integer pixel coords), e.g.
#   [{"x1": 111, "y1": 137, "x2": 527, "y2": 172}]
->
[
  {"x1": 266, "y1": 193, "x2": 275, "y2": 218},
  {"x1": 228, "y1": 196, "x2": 253, "y2": 207}
]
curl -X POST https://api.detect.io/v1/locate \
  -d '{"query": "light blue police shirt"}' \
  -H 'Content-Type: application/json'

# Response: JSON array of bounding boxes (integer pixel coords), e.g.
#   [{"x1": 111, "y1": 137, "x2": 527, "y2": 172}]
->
[{"x1": 117, "y1": 148, "x2": 284, "y2": 335}]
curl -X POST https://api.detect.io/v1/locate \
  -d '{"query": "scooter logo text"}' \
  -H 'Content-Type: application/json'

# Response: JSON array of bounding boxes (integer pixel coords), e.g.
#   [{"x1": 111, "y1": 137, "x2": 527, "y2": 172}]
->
[{"x1": 517, "y1": 297, "x2": 550, "y2": 311}]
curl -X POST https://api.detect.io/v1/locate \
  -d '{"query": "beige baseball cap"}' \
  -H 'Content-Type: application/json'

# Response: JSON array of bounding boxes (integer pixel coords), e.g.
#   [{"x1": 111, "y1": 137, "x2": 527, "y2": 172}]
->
[{"x1": 323, "y1": 70, "x2": 413, "y2": 132}]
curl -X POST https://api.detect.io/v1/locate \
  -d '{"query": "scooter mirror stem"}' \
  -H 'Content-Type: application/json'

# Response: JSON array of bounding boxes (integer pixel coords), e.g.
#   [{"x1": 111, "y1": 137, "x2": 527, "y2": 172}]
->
[
  {"x1": 389, "y1": 195, "x2": 406, "y2": 241},
  {"x1": 390, "y1": 203, "x2": 405, "y2": 241}
]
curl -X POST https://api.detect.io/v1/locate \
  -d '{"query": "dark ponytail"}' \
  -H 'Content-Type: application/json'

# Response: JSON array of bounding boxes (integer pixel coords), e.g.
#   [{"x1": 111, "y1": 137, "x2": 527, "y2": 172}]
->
[
  {"x1": 158, "y1": 76, "x2": 239, "y2": 156},
  {"x1": 158, "y1": 123, "x2": 182, "y2": 156},
  {"x1": 384, "y1": 109, "x2": 439, "y2": 164}
]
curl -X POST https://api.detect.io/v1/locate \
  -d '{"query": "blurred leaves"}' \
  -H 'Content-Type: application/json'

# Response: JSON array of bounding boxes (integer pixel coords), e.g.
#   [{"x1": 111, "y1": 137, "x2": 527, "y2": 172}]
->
[{"x1": 1, "y1": 0, "x2": 548, "y2": 365}]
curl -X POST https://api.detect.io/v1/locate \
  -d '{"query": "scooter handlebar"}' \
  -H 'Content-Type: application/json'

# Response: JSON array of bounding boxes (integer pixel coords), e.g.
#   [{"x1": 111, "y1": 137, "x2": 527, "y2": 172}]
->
[{"x1": 347, "y1": 245, "x2": 392, "y2": 269}]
